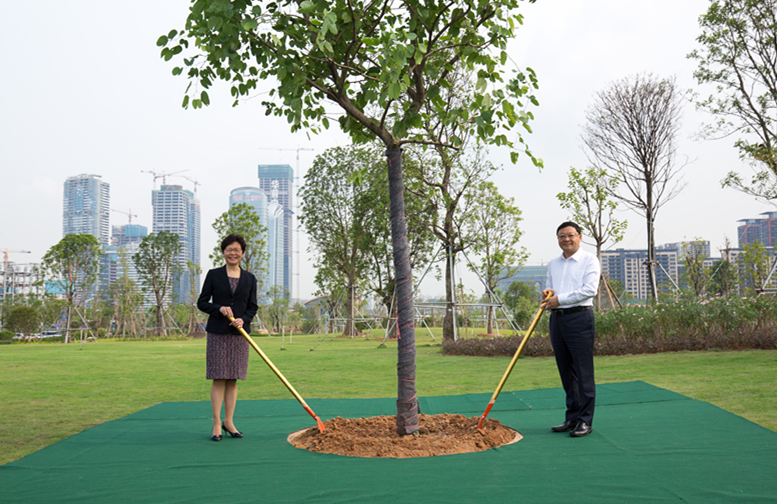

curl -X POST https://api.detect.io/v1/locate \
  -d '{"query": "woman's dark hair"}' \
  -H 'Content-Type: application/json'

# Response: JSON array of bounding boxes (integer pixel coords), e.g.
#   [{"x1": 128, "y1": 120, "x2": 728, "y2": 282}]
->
[
  {"x1": 556, "y1": 221, "x2": 582, "y2": 235},
  {"x1": 220, "y1": 234, "x2": 247, "y2": 252}
]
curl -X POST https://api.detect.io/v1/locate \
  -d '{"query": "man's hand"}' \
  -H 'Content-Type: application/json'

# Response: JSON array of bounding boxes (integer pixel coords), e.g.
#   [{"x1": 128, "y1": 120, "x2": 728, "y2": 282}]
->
[{"x1": 541, "y1": 290, "x2": 559, "y2": 310}]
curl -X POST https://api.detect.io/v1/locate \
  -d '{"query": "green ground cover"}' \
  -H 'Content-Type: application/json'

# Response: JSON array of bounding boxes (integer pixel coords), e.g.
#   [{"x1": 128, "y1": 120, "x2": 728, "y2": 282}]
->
[{"x1": 1, "y1": 330, "x2": 775, "y2": 465}]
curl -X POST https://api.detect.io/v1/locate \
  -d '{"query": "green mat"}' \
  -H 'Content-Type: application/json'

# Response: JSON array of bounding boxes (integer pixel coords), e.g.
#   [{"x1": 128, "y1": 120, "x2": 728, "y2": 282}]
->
[{"x1": 2, "y1": 382, "x2": 775, "y2": 503}]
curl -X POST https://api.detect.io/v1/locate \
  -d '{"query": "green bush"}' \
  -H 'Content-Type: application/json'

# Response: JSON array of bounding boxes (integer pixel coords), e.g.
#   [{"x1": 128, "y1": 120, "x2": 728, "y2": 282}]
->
[
  {"x1": 443, "y1": 295, "x2": 777, "y2": 357},
  {"x1": 0, "y1": 330, "x2": 14, "y2": 341}
]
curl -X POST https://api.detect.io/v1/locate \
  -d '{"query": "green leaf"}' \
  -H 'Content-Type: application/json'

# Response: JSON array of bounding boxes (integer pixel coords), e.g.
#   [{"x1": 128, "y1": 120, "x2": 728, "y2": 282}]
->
[
  {"x1": 299, "y1": 0, "x2": 315, "y2": 13},
  {"x1": 182, "y1": 95, "x2": 190, "y2": 108},
  {"x1": 201, "y1": 91, "x2": 210, "y2": 106},
  {"x1": 172, "y1": 67, "x2": 183, "y2": 76},
  {"x1": 156, "y1": 35, "x2": 168, "y2": 47}
]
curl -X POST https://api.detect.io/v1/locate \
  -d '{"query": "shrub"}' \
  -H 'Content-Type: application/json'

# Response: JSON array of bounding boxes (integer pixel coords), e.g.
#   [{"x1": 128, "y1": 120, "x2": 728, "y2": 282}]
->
[
  {"x1": 442, "y1": 295, "x2": 777, "y2": 357},
  {"x1": 0, "y1": 330, "x2": 14, "y2": 341}
]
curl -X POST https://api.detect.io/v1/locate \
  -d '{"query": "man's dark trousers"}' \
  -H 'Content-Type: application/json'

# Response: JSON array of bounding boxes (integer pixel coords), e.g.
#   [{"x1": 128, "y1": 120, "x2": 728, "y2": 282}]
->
[{"x1": 549, "y1": 308, "x2": 596, "y2": 425}]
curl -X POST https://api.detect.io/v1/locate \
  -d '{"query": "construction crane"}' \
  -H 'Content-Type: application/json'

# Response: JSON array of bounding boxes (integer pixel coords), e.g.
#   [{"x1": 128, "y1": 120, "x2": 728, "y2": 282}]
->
[
  {"x1": 111, "y1": 208, "x2": 138, "y2": 225},
  {"x1": 1, "y1": 249, "x2": 31, "y2": 264},
  {"x1": 179, "y1": 175, "x2": 201, "y2": 193},
  {"x1": 141, "y1": 169, "x2": 190, "y2": 189},
  {"x1": 258, "y1": 146, "x2": 314, "y2": 301}
]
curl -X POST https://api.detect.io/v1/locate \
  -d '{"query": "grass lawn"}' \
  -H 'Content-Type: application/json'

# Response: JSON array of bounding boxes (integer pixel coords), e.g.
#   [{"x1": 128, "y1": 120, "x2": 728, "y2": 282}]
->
[{"x1": 1, "y1": 329, "x2": 775, "y2": 465}]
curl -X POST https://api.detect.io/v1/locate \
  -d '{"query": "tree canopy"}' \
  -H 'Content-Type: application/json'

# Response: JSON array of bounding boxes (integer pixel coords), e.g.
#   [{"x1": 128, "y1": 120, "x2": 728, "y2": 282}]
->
[
  {"x1": 689, "y1": 0, "x2": 777, "y2": 200},
  {"x1": 134, "y1": 231, "x2": 182, "y2": 335}
]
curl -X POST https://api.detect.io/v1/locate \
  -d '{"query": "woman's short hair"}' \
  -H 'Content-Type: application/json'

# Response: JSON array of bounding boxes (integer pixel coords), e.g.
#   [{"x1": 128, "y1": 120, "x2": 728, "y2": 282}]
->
[{"x1": 220, "y1": 234, "x2": 247, "y2": 252}]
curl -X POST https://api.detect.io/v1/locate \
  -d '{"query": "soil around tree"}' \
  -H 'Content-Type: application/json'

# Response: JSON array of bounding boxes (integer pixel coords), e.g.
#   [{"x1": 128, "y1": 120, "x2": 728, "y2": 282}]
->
[{"x1": 288, "y1": 413, "x2": 522, "y2": 458}]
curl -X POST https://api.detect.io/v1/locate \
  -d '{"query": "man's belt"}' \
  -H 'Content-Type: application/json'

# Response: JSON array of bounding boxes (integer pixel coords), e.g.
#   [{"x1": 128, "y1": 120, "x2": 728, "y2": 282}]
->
[{"x1": 550, "y1": 306, "x2": 592, "y2": 316}]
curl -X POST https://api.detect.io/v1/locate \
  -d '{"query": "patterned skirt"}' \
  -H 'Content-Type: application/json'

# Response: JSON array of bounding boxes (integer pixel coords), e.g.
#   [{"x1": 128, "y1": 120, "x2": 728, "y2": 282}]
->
[{"x1": 206, "y1": 332, "x2": 249, "y2": 380}]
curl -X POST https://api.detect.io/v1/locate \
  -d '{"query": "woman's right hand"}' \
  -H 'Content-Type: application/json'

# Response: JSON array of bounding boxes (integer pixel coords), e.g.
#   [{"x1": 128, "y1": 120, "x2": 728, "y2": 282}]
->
[{"x1": 219, "y1": 306, "x2": 234, "y2": 319}]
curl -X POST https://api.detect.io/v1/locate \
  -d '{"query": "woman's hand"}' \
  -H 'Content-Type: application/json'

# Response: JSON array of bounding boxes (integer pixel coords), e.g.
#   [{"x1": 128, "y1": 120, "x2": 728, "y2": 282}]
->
[
  {"x1": 230, "y1": 317, "x2": 244, "y2": 329},
  {"x1": 219, "y1": 306, "x2": 234, "y2": 319}
]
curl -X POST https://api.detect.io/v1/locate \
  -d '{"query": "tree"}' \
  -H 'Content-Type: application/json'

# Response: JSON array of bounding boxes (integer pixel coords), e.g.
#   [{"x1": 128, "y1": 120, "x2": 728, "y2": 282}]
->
[
  {"x1": 502, "y1": 280, "x2": 539, "y2": 328},
  {"x1": 738, "y1": 241, "x2": 771, "y2": 295},
  {"x1": 408, "y1": 143, "x2": 498, "y2": 341},
  {"x1": 185, "y1": 260, "x2": 203, "y2": 334},
  {"x1": 109, "y1": 248, "x2": 143, "y2": 337},
  {"x1": 299, "y1": 145, "x2": 376, "y2": 337},
  {"x1": 160, "y1": 0, "x2": 539, "y2": 436},
  {"x1": 465, "y1": 180, "x2": 526, "y2": 334},
  {"x1": 689, "y1": 0, "x2": 777, "y2": 200},
  {"x1": 41, "y1": 234, "x2": 101, "y2": 343},
  {"x1": 556, "y1": 166, "x2": 627, "y2": 309},
  {"x1": 710, "y1": 238, "x2": 739, "y2": 296},
  {"x1": 266, "y1": 285, "x2": 290, "y2": 334},
  {"x1": 210, "y1": 202, "x2": 268, "y2": 279},
  {"x1": 582, "y1": 74, "x2": 685, "y2": 301},
  {"x1": 680, "y1": 239, "x2": 710, "y2": 297},
  {"x1": 4, "y1": 305, "x2": 41, "y2": 337},
  {"x1": 134, "y1": 231, "x2": 182, "y2": 336},
  {"x1": 356, "y1": 148, "x2": 435, "y2": 340}
]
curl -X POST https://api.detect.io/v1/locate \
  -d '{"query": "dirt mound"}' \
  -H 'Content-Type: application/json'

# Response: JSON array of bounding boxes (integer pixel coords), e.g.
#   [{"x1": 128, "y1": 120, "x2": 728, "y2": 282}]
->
[{"x1": 288, "y1": 413, "x2": 521, "y2": 458}]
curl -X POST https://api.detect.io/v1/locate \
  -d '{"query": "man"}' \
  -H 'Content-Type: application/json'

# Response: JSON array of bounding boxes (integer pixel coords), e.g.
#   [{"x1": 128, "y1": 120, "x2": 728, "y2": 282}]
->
[{"x1": 541, "y1": 222, "x2": 600, "y2": 437}]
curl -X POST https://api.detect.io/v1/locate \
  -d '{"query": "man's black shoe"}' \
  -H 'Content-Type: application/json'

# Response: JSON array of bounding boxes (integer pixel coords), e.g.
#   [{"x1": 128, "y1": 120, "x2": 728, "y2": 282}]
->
[
  {"x1": 551, "y1": 420, "x2": 577, "y2": 432},
  {"x1": 570, "y1": 421, "x2": 592, "y2": 437}
]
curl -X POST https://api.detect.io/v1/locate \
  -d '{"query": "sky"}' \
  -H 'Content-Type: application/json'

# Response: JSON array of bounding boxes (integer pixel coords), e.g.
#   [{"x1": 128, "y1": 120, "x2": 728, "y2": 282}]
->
[{"x1": 1, "y1": 0, "x2": 772, "y2": 300}]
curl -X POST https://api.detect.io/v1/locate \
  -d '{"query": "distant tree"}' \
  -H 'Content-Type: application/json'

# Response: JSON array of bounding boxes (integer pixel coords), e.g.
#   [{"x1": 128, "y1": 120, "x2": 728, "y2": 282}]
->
[
  {"x1": 582, "y1": 74, "x2": 685, "y2": 301},
  {"x1": 109, "y1": 249, "x2": 143, "y2": 337},
  {"x1": 210, "y1": 203, "x2": 268, "y2": 281},
  {"x1": 299, "y1": 146, "x2": 376, "y2": 337},
  {"x1": 557, "y1": 166, "x2": 627, "y2": 309},
  {"x1": 185, "y1": 260, "x2": 203, "y2": 334},
  {"x1": 502, "y1": 280, "x2": 539, "y2": 328},
  {"x1": 4, "y1": 305, "x2": 41, "y2": 337},
  {"x1": 266, "y1": 285, "x2": 290, "y2": 334},
  {"x1": 41, "y1": 234, "x2": 101, "y2": 343},
  {"x1": 160, "y1": 0, "x2": 540, "y2": 436},
  {"x1": 710, "y1": 238, "x2": 739, "y2": 296},
  {"x1": 688, "y1": 0, "x2": 777, "y2": 201},
  {"x1": 680, "y1": 239, "x2": 710, "y2": 297},
  {"x1": 134, "y1": 231, "x2": 182, "y2": 336},
  {"x1": 738, "y1": 241, "x2": 771, "y2": 296},
  {"x1": 408, "y1": 144, "x2": 497, "y2": 341},
  {"x1": 465, "y1": 180, "x2": 527, "y2": 335}
]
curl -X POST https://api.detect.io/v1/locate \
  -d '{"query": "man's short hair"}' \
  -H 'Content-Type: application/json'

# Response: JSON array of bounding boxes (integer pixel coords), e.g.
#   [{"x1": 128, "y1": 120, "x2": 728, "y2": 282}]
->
[{"x1": 556, "y1": 221, "x2": 582, "y2": 235}]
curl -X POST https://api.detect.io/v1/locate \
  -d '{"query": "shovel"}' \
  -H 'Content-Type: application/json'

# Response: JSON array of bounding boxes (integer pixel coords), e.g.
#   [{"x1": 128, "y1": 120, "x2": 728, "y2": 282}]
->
[
  {"x1": 229, "y1": 316, "x2": 326, "y2": 432},
  {"x1": 477, "y1": 291, "x2": 553, "y2": 430}
]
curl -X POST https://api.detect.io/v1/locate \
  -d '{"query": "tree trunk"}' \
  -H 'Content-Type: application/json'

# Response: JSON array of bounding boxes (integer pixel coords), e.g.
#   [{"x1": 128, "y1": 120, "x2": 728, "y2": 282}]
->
[
  {"x1": 386, "y1": 148, "x2": 419, "y2": 436},
  {"x1": 342, "y1": 282, "x2": 360, "y2": 337},
  {"x1": 442, "y1": 247, "x2": 456, "y2": 342},
  {"x1": 65, "y1": 304, "x2": 72, "y2": 344},
  {"x1": 646, "y1": 209, "x2": 658, "y2": 302}
]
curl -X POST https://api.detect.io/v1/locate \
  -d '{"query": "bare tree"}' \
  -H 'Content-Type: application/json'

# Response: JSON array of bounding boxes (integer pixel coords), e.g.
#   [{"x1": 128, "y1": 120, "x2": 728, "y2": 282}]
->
[{"x1": 582, "y1": 74, "x2": 686, "y2": 301}]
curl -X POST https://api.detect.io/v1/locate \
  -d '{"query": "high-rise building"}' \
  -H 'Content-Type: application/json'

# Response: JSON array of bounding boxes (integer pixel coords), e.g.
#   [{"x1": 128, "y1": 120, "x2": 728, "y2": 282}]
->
[
  {"x1": 229, "y1": 187, "x2": 268, "y2": 282},
  {"x1": 152, "y1": 185, "x2": 201, "y2": 304},
  {"x1": 63, "y1": 174, "x2": 110, "y2": 245},
  {"x1": 266, "y1": 200, "x2": 286, "y2": 291},
  {"x1": 112, "y1": 224, "x2": 148, "y2": 248},
  {"x1": 737, "y1": 211, "x2": 777, "y2": 248},
  {"x1": 258, "y1": 165, "x2": 293, "y2": 297}
]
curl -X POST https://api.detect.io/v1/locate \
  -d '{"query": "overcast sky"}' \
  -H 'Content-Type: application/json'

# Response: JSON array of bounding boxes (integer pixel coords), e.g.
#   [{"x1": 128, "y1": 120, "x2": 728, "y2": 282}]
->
[{"x1": 1, "y1": 0, "x2": 771, "y2": 300}]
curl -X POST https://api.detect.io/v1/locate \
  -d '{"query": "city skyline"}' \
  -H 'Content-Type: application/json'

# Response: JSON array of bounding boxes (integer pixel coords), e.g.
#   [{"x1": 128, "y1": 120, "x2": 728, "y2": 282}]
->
[{"x1": 3, "y1": 1, "x2": 776, "y2": 299}]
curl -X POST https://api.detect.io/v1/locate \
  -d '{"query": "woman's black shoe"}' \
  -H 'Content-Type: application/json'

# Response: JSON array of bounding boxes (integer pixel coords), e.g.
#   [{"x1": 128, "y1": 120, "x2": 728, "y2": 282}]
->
[
  {"x1": 222, "y1": 423, "x2": 243, "y2": 438},
  {"x1": 211, "y1": 434, "x2": 222, "y2": 441}
]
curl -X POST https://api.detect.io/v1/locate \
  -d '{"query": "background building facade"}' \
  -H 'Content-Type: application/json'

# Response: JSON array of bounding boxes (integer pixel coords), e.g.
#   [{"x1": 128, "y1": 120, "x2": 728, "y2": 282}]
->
[
  {"x1": 152, "y1": 185, "x2": 201, "y2": 303},
  {"x1": 257, "y1": 165, "x2": 293, "y2": 297},
  {"x1": 63, "y1": 174, "x2": 110, "y2": 245}
]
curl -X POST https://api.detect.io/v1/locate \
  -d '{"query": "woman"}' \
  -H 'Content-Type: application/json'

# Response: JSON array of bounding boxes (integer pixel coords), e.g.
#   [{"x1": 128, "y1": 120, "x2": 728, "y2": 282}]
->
[{"x1": 197, "y1": 234, "x2": 258, "y2": 441}]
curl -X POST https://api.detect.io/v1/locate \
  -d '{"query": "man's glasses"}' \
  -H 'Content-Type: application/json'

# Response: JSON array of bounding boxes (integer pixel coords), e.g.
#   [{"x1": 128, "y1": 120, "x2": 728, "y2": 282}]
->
[{"x1": 557, "y1": 234, "x2": 579, "y2": 241}]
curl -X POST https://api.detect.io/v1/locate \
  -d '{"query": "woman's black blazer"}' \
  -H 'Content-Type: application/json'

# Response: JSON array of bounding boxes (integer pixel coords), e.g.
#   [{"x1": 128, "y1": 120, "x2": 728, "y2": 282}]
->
[{"x1": 197, "y1": 266, "x2": 259, "y2": 335}]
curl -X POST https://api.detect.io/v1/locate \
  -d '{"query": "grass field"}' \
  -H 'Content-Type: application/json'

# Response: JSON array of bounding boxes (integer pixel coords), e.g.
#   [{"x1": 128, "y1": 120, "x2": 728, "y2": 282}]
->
[{"x1": 1, "y1": 329, "x2": 775, "y2": 465}]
